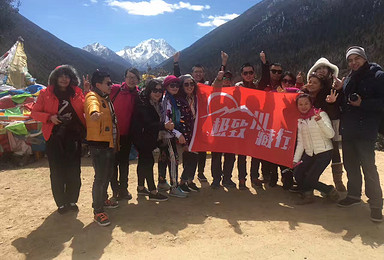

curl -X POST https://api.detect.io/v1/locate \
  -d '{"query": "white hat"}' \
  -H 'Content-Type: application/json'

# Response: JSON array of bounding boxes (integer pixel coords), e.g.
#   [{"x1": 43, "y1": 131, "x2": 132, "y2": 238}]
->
[{"x1": 307, "y1": 57, "x2": 339, "y2": 82}]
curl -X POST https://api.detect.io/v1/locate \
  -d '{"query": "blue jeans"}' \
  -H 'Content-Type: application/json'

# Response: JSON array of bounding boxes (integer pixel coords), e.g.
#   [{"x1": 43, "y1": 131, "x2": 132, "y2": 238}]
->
[
  {"x1": 343, "y1": 139, "x2": 383, "y2": 209},
  {"x1": 90, "y1": 147, "x2": 115, "y2": 214},
  {"x1": 294, "y1": 151, "x2": 333, "y2": 193}
]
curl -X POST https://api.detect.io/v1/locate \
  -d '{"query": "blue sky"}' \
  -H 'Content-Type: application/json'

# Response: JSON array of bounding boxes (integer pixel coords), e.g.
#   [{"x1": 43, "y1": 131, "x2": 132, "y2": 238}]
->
[{"x1": 19, "y1": 0, "x2": 261, "y2": 52}]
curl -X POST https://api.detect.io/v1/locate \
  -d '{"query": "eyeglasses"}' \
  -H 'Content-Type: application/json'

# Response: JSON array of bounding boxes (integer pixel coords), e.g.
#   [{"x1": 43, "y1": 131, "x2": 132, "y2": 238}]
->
[
  {"x1": 270, "y1": 69, "x2": 283, "y2": 74},
  {"x1": 183, "y1": 82, "x2": 195, "y2": 87},
  {"x1": 151, "y1": 88, "x2": 163, "y2": 94},
  {"x1": 169, "y1": 83, "x2": 180, "y2": 88},
  {"x1": 242, "y1": 71, "x2": 254, "y2": 76},
  {"x1": 282, "y1": 79, "x2": 295, "y2": 85}
]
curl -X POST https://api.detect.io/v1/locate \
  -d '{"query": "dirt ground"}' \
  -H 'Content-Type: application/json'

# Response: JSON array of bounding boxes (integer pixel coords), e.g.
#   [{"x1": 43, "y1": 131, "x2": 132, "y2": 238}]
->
[{"x1": 1, "y1": 151, "x2": 384, "y2": 260}]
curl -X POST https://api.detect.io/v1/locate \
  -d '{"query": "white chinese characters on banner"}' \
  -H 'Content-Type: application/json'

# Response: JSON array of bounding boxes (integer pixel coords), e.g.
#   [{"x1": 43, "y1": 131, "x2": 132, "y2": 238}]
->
[{"x1": 207, "y1": 110, "x2": 294, "y2": 151}]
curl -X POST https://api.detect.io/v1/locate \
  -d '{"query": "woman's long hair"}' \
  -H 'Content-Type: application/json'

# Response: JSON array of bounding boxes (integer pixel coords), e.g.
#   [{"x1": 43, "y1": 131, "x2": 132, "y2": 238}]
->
[
  {"x1": 48, "y1": 65, "x2": 80, "y2": 97},
  {"x1": 308, "y1": 72, "x2": 330, "y2": 109}
]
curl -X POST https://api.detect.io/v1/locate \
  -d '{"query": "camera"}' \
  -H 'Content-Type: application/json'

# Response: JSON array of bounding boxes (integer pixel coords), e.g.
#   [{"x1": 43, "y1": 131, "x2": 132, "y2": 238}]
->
[{"x1": 349, "y1": 93, "x2": 359, "y2": 102}]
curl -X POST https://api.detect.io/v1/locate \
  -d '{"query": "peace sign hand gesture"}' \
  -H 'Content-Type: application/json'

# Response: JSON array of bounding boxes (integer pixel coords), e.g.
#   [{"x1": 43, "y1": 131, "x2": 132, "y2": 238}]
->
[
  {"x1": 314, "y1": 109, "x2": 322, "y2": 121},
  {"x1": 326, "y1": 89, "x2": 339, "y2": 103},
  {"x1": 332, "y1": 76, "x2": 345, "y2": 91},
  {"x1": 83, "y1": 74, "x2": 90, "y2": 93}
]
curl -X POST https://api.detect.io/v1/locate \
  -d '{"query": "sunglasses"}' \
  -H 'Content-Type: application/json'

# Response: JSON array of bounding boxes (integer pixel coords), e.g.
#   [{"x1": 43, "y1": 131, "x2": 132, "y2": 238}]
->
[
  {"x1": 223, "y1": 77, "x2": 232, "y2": 80},
  {"x1": 169, "y1": 83, "x2": 180, "y2": 88},
  {"x1": 242, "y1": 71, "x2": 254, "y2": 76},
  {"x1": 183, "y1": 82, "x2": 195, "y2": 87},
  {"x1": 107, "y1": 82, "x2": 113, "y2": 86},
  {"x1": 270, "y1": 69, "x2": 283, "y2": 74},
  {"x1": 151, "y1": 88, "x2": 163, "y2": 94},
  {"x1": 282, "y1": 79, "x2": 295, "y2": 85}
]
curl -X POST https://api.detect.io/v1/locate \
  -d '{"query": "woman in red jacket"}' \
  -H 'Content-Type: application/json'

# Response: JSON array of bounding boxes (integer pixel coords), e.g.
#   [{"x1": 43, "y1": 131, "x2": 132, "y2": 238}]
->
[{"x1": 31, "y1": 65, "x2": 86, "y2": 214}]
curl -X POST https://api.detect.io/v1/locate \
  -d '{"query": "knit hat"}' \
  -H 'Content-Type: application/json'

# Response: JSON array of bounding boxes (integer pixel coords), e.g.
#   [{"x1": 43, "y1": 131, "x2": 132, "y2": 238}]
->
[
  {"x1": 346, "y1": 46, "x2": 368, "y2": 61},
  {"x1": 126, "y1": 68, "x2": 141, "y2": 81},
  {"x1": 163, "y1": 75, "x2": 180, "y2": 88},
  {"x1": 307, "y1": 58, "x2": 339, "y2": 82}
]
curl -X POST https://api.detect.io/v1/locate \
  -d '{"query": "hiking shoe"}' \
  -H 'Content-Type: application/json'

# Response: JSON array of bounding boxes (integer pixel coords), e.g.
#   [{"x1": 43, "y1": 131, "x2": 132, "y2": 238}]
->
[
  {"x1": 188, "y1": 182, "x2": 200, "y2": 192},
  {"x1": 94, "y1": 212, "x2": 110, "y2": 227},
  {"x1": 179, "y1": 183, "x2": 191, "y2": 193},
  {"x1": 158, "y1": 181, "x2": 171, "y2": 192},
  {"x1": 169, "y1": 186, "x2": 188, "y2": 198},
  {"x1": 239, "y1": 179, "x2": 248, "y2": 190},
  {"x1": 137, "y1": 187, "x2": 151, "y2": 196},
  {"x1": 211, "y1": 179, "x2": 221, "y2": 189},
  {"x1": 296, "y1": 192, "x2": 315, "y2": 205},
  {"x1": 269, "y1": 181, "x2": 277, "y2": 187},
  {"x1": 104, "y1": 199, "x2": 119, "y2": 209},
  {"x1": 251, "y1": 178, "x2": 263, "y2": 188},
  {"x1": 370, "y1": 208, "x2": 383, "y2": 223},
  {"x1": 117, "y1": 190, "x2": 132, "y2": 200},
  {"x1": 289, "y1": 186, "x2": 301, "y2": 193},
  {"x1": 222, "y1": 179, "x2": 236, "y2": 188},
  {"x1": 197, "y1": 172, "x2": 208, "y2": 182},
  {"x1": 327, "y1": 187, "x2": 340, "y2": 202},
  {"x1": 57, "y1": 205, "x2": 68, "y2": 214},
  {"x1": 337, "y1": 197, "x2": 361, "y2": 208},
  {"x1": 149, "y1": 192, "x2": 169, "y2": 202},
  {"x1": 68, "y1": 203, "x2": 79, "y2": 211}
]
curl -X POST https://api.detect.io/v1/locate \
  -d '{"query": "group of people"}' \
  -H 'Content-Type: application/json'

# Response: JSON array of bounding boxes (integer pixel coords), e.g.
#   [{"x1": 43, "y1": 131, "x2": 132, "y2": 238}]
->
[{"x1": 31, "y1": 45, "x2": 384, "y2": 227}]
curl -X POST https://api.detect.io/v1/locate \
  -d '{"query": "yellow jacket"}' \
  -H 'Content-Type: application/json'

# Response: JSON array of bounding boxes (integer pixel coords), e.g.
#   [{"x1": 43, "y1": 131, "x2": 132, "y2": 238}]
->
[{"x1": 84, "y1": 91, "x2": 118, "y2": 148}]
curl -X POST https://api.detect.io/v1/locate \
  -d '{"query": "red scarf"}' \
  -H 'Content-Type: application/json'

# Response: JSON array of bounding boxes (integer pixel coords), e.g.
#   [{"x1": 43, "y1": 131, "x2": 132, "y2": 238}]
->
[{"x1": 300, "y1": 107, "x2": 321, "y2": 120}]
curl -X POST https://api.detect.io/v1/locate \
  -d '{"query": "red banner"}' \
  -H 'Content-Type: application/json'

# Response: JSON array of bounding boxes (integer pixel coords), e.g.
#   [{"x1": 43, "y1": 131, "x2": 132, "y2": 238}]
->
[{"x1": 189, "y1": 84, "x2": 300, "y2": 168}]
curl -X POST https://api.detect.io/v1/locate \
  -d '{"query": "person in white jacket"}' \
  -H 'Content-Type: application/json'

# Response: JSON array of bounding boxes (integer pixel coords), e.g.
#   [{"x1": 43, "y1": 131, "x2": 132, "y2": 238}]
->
[{"x1": 293, "y1": 93, "x2": 340, "y2": 204}]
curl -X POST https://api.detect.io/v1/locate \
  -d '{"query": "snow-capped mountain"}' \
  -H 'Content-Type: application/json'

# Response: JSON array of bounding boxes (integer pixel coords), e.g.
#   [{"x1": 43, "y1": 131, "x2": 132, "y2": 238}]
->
[
  {"x1": 83, "y1": 42, "x2": 131, "y2": 68},
  {"x1": 117, "y1": 39, "x2": 176, "y2": 70}
]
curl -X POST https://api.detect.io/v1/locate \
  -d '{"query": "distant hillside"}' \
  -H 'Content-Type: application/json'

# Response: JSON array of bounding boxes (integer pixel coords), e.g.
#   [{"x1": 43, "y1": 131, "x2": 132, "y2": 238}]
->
[
  {"x1": 83, "y1": 42, "x2": 132, "y2": 69},
  {"x1": 159, "y1": 0, "x2": 384, "y2": 82},
  {"x1": 0, "y1": 13, "x2": 127, "y2": 85}
]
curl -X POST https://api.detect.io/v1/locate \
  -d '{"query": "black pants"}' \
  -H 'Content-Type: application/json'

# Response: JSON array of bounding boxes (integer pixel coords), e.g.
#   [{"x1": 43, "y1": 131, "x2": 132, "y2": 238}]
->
[
  {"x1": 262, "y1": 160, "x2": 278, "y2": 185},
  {"x1": 46, "y1": 135, "x2": 81, "y2": 207},
  {"x1": 181, "y1": 151, "x2": 198, "y2": 182},
  {"x1": 90, "y1": 147, "x2": 115, "y2": 214},
  {"x1": 343, "y1": 139, "x2": 383, "y2": 209},
  {"x1": 198, "y1": 151, "x2": 207, "y2": 174},
  {"x1": 111, "y1": 135, "x2": 131, "y2": 193},
  {"x1": 137, "y1": 149, "x2": 156, "y2": 191},
  {"x1": 211, "y1": 152, "x2": 235, "y2": 182},
  {"x1": 237, "y1": 155, "x2": 247, "y2": 180},
  {"x1": 294, "y1": 151, "x2": 333, "y2": 193},
  {"x1": 250, "y1": 157, "x2": 261, "y2": 180}
]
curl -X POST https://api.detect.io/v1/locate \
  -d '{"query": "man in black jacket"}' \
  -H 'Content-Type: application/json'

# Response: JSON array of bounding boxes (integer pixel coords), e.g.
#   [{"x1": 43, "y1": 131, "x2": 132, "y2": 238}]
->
[{"x1": 335, "y1": 46, "x2": 384, "y2": 223}]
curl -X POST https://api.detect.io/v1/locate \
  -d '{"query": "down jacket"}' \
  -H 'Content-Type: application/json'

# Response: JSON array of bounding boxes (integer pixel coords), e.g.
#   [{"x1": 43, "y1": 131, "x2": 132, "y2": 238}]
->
[
  {"x1": 31, "y1": 86, "x2": 85, "y2": 141},
  {"x1": 84, "y1": 91, "x2": 117, "y2": 148},
  {"x1": 293, "y1": 111, "x2": 335, "y2": 163}
]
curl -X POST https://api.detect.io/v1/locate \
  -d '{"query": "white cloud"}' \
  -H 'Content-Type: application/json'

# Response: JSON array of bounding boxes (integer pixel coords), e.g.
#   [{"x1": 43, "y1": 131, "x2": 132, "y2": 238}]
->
[
  {"x1": 83, "y1": 3, "x2": 90, "y2": 6},
  {"x1": 90, "y1": 0, "x2": 98, "y2": 3},
  {"x1": 106, "y1": 0, "x2": 210, "y2": 16},
  {"x1": 197, "y1": 13, "x2": 239, "y2": 27}
]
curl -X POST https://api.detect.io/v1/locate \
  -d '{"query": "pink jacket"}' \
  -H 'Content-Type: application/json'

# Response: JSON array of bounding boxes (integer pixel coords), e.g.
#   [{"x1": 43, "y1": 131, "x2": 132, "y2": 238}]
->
[{"x1": 110, "y1": 82, "x2": 138, "y2": 136}]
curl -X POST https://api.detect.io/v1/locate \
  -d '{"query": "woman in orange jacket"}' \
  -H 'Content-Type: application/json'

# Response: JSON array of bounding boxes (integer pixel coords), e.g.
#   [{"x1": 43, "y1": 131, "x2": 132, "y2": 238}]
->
[{"x1": 31, "y1": 65, "x2": 86, "y2": 214}]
